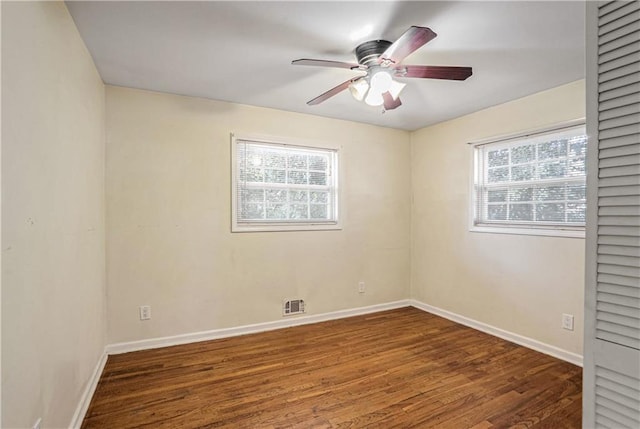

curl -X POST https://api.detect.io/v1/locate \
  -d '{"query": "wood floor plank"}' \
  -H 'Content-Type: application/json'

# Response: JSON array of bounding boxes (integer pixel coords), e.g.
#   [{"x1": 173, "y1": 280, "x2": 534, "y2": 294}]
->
[{"x1": 82, "y1": 307, "x2": 582, "y2": 428}]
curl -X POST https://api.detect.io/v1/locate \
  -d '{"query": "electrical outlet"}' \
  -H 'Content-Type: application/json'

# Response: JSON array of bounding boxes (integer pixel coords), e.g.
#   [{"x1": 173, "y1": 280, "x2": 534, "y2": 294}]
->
[
  {"x1": 33, "y1": 418, "x2": 42, "y2": 429},
  {"x1": 358, "y1": 281, "x2": 365, "y2": 293},
  {"x1": 139, "y1": 305, "x2": 151, "y2": 320},
  {"x1": 562, "y1": 313, "x2": 574, "y2": 331}
]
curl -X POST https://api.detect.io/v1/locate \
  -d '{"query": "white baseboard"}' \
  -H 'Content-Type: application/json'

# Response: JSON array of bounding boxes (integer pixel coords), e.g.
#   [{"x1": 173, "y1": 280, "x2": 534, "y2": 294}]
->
[
  {"x1": 409, "y1": 299, "x2": 583, "y2": 367},
  {"x1": 68, "y1": 350, "x2": 108, "y2": 429},
  {"x1": 105, "y1": 299, "x2": 583, "y2": 367},
  {"x1": 106, "y1": 300, "x2": 411, "y2": 355}
]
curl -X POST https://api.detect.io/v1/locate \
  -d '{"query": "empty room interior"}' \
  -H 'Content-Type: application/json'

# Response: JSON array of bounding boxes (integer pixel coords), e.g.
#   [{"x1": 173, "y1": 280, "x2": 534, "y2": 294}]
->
[{"x1": 2, "y1": 1, "x2": 640, "y2": 428}]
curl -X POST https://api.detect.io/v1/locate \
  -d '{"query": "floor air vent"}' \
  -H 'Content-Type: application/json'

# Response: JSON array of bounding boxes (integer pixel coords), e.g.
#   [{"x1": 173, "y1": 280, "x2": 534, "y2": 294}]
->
[{"x1": 283, "y1": 299, "x2": 305, "y2": 316}]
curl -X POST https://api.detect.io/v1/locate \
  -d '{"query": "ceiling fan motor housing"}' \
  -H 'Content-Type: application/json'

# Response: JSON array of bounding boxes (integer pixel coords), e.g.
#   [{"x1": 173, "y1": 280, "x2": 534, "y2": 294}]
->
[{"x1": 355, "y1": 40, "x2": 392, "y2": 67}]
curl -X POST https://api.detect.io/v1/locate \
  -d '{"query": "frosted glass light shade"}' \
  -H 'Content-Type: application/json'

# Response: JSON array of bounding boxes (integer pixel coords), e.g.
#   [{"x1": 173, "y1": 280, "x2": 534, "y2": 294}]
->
[
  {"x1": 388, "y1": 80, "x2": 406, "y2": 100},
  {"x1": 364, "y1": 90, "x2": 384, "y2": 106},
  {"x1": 349, "y1": 78, "x2": 369, "y2": 101},
  {"x1": 369, "y1": 70, "x2": 393, "y2": 93}
]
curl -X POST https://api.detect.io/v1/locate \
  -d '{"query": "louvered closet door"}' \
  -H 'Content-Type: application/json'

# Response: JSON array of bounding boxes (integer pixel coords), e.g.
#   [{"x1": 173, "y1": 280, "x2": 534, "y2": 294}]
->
[{"x1": 585, "y1": 1, "x2": 640, "y2": 428}]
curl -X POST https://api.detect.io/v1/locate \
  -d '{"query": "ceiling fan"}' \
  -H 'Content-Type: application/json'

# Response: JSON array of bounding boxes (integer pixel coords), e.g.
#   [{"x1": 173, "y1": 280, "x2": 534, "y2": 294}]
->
[{"x1": 292, "y1": 26, "x2": 472, "y2": 111}]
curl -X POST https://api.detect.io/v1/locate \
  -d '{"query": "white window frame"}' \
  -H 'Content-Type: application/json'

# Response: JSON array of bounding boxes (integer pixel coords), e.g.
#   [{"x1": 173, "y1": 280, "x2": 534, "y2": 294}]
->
[
  {"x1": 469, "y1": 119, "x2": 587, "y2": 238},
  {"x1": 231, "y1": 133, "x2": 342, "y2": 233}
]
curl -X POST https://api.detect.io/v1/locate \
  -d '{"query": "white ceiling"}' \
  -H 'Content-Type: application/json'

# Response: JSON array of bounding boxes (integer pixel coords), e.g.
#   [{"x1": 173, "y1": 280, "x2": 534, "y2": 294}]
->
[{"x1": 66, "y1": 1, "x2": 586, "y2": 131}]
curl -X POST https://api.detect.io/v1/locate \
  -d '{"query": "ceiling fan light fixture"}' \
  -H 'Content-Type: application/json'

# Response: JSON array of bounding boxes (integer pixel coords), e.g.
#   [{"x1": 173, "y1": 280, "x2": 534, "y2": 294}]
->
[{"x1": 349, "y1": 78, "x2": 369, "y2": 101}]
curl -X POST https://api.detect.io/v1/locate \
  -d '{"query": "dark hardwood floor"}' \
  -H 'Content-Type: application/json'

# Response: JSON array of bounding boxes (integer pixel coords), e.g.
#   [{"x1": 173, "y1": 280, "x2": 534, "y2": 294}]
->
[{"x1": 82, "y1": 307, "x2": 582, "y2": 428}]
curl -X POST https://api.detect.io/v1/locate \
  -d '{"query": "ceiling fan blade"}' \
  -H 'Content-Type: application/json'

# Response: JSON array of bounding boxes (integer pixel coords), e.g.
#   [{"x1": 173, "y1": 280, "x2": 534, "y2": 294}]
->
[
  {"x1": 307, "y1": 78, "x2": 358, "y2": 105},
  {"x1": 382, "y1": 92, "x2": 402, "y2": 110},
  {"x1": 378, "y1": 26, "x2": 437, "y2": 66},
  {"x1": 292, "y1": 59, "x2": 362, "y2": 70},
  {"x1": 398, "y1": 65, "x2": 473, "y2": 80}
]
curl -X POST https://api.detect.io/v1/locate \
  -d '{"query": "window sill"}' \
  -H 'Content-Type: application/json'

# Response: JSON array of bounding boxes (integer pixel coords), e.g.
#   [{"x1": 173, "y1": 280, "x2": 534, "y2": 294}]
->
[
  {"x1": 470, "y1": 225, "x2": 585, "y2": 238},
  {"x1": 232, "y1": 222, "x2": 342, "y2": 233}
]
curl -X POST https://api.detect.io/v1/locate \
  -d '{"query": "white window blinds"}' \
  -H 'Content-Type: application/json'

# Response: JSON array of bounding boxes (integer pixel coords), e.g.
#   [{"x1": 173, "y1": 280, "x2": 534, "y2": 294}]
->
[
  {"x1": 473, "y1": 124, "x2": 587, "y2": 232},
  {"x1": 231, "y1": 136, "x2": 339, "y2": 232}
]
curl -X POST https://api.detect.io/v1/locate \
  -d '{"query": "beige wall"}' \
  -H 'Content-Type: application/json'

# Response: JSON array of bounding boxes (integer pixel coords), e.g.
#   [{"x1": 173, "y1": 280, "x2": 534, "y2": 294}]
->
[
  {"x1": 1, "y1": 2, "x2": 106, "y2": 428},
  {"x1": 0, "y1": 3, "x2": 585, "y2": 423},
  {"x1": 411, "y1": 80, "x2": 586, "y2": 355},
  {"x1": 106, "y1": 86, "x2": 411, "y2": 343}
]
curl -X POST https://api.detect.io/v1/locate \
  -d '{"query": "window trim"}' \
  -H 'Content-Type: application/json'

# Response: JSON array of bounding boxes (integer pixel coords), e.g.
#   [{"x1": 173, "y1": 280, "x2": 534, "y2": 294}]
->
[
  {"x1": 230, "y1": 133, "x2": 343, "y2": 233},
  {"x1": 468, "y1": 119, "x2": 587, "y2": 239}
]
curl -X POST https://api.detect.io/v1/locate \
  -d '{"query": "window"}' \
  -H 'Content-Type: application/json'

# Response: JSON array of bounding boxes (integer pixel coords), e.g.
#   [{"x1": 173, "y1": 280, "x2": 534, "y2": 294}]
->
[
  {"x1": 231, "y1": 134, "x2": 340, "y2": 232},
  {"x1": 472, "y1": 122, "x2": 587, "y2": 237}
]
